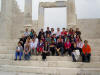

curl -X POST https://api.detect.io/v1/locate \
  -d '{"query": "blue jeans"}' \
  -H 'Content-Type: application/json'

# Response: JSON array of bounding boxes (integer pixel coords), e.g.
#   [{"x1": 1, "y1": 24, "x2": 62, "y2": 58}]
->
[
  {"x1": 24, "y1": 53, "x2": 30, "y2": 60},
  {"x1": 15, "y1": 51, "x2": 23, "y2": 60},
  {"x1": 72, "y1": 53, "x2": 76, "y2": 62},
  {"x1": 60, "y1": 47, "x2": 64, "y2": 55}
]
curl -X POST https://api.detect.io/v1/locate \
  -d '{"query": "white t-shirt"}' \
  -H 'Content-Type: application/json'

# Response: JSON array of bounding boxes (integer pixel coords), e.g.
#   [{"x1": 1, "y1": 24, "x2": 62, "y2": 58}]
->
[
  {"x1": 56, "y1": 31, "x2": 61, "y2": 37},
  {"x1": 51, "y1": 31, "x2": 56, "y2": 36},
  {"x1": 77, "y1": 42, "x2": 84, "y2": 48},
  {"x1": 30, "y1": 42, "x2": 35, "y2": 49},
  {"x1": 24, "y1": 32, "x2": 30, "y2": 37}
]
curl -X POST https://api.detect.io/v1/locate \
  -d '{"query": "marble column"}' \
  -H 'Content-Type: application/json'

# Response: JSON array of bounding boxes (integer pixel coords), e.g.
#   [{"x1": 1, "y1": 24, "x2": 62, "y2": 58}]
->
[
  {"x1": 38, "y1": 6, "x2": 44, "y2": 30},
  {"x1": 24, "y1": 0, "x2": 32, "y2": 25},
  {"x1": 0, "y1": 0, "x2": 13, "y2": 39},
  {"x1": 67, "y1": 0, "x2": 77, "y2": 27}
]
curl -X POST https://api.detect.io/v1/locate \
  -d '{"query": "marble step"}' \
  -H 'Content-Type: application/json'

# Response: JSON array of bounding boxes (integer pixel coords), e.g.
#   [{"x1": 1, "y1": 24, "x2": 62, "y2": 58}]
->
[
  {"x1": 0, "y1": 65, "x2": 100, "y2": 75},
  {"x1": 0, "y1": 43, "x2": 17, "y2": 46},
  {"x1": 0, "y1": 70, "x2": 100, "y2": 75},
  {"x1": 0, "y1": 55, "x2": 100, "y2": 62},
  {"x1": 0, "y1": 40, "x2": 18, "y2": 42},
  {"x1": 0, "y1": 50, "x2": 100, "y2": 56},
  {"x1": 0, "y1": 59, "x2": 100, "y2": 68},
  {"x1": 0, "y1": 55, "x2": 72, "y2": 61},
  {"x1": 0, "y1": 50, "x2": 15, "y2": 54}
]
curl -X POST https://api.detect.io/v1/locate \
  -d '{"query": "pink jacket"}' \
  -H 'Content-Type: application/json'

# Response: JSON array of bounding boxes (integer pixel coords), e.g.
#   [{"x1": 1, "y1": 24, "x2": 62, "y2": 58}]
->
[{"x1": 64, "y1": 42, "x2": 71, "y2": 49}]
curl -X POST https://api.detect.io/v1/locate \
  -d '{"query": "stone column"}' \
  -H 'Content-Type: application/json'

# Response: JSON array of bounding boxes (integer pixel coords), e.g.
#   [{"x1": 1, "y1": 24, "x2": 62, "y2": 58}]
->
[
  {"x1": 0, "y1": 0, "x2": 13, "y2": 39},
  {"x1": 67, "y1": 0, "x2": 77, "y2": 28},
  {"x1": 38, "y1": 5, "x2": 44, "y2": 30},
  {"x1": 24, "y1": 0, "x2": 32, "y2": 25}
]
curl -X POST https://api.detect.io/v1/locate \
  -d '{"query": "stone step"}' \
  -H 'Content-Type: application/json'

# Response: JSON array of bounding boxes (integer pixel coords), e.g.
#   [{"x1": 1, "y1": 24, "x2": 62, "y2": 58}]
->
[
  {"x1": 0, "y1": 55, "x2": 100, "y2": 62},
  {"x1": 0, "y1": 50, "x2": 100, "y2": 56},
  {"x1": 0, "y1": 39, "x2": 19, "y2": 43},
  {"x1": 0, "y1": 65, "x2": 100, "y2": 75},
  {"x1": 0, "y1": 55, "x2": 72, "y2": 61},
  {"x1": 0, "y1": 48, "x2": 16, "y2": 50},
  {"x1": 0, "y1": 43, "x2": 17, "y2": 46},
  {"x1": 0, "y1": 59, "x2": 100, "y2": 68},
  {"x1": 0, "y1": 50, "x2": 15, "y2": 54}
]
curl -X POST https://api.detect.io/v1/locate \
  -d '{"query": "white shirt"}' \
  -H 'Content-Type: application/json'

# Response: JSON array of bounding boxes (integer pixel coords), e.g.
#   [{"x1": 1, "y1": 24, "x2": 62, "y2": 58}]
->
[
  {"x1": 77, "y1": 42, "x2": 84, "y2": 48},
  {"x1": 24, "y1": 32, "x2": 30, "y2": 37},
  {"x1": 30, "y1": 41, "x2": 37, "y2": 49},
  {"x1": 51, "y1": 31, "x2": 56, "y2": 36},
  {"x1": 56, "y1": 31, "x2": 61, "y2": 37},
  {"x1": 34, "y1": 38, "x2": 38, "y2": 47}
]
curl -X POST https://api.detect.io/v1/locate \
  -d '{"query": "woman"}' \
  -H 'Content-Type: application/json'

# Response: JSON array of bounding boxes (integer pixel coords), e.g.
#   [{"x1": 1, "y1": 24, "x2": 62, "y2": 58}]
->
[
  {"x1": 72, "y1": 43, "x2": 80, "y2": 62},
  {"x1": 49, "y1": 40, "x2": 56, "y2": 56},
  {"x1": 42, "y1": 41, "x2": 50, "y2": 61},
  {"x1": 64, "y1": 39, "x2": 71, "y2": 56},
  {"x1": 24, "y1": 43, "x2": 31, "y2": 60},
  {"x1": 56, "y1": 35, "x2": 64, "y2": 56},
  {"x1": 30, "y1": 29, "x2": 35, "y2": 39}
]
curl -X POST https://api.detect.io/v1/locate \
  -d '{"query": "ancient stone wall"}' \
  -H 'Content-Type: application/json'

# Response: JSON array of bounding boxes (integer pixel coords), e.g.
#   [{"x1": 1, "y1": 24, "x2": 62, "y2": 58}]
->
[{"x1": 77, "y1": 19, "x2": 100, "y2": 39}]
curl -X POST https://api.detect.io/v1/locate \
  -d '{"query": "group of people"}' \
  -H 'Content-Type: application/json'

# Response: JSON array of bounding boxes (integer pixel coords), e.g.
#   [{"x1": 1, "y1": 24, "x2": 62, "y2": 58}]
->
[{"x1": 15, "y1": 27, "x2": 91, "y2": 62}]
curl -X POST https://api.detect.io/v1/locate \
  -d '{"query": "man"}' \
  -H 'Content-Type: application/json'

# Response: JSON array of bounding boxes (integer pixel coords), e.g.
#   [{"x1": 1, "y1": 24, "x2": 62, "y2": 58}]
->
[
  {"x1": 45, "y1": 27, "x2": 51, "y2": 36},
  {"x1": 51, "y1": 28, "x2": 55, "y2": 36},
  {"x1": 24, "y1": 28, "x2": 30, "y2": 37},
  {"x1": 38, "y1": 29, "x2": 45, "y2": 40},
  {"x1": 82, "y1": 40, "x2": 91, "y2": 62},
  {"x1": 61, "y1": 28, "x2": 67, "y2": 37},
  {"x1": 75, "y1": 28, "x2": 81, "y2": 36},
  {"x1": 56, "y1": 28, "x2": 61, "y2": 38}
]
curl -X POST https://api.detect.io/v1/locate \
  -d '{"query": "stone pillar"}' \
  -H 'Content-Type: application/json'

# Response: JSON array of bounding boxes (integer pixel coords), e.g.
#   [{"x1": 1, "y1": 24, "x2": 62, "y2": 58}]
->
[
  {"x1": 0, "y1": 0, "x2": 13, "y2": 39},
  {"x1": 38, "y1": 5, "x2": 44, "y2": 30},
  {"x1": 24, "y1": 0, "x2": 32, "y2": 25},
  {"x1": 67, "y1": 0, "x2": 77, "y2": 28}
]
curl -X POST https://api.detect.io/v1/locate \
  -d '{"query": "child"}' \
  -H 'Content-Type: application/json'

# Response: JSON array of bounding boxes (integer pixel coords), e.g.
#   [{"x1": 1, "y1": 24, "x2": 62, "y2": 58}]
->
[
  {"x1": 37, "y1": 40, "x2": 44, "y2": 54},
  {"x1": 15, "y1": 42, "x2": 23, "y2": 61}
]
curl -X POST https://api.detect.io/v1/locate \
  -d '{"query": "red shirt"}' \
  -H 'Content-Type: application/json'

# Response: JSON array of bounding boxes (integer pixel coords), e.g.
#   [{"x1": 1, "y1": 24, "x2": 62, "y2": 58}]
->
[
  {"x1": 82, "y1": 44, "x2": 91, "y2": 54},
  {"x1": 61, "y1": 31, "x2": 67, "y2": 36}
]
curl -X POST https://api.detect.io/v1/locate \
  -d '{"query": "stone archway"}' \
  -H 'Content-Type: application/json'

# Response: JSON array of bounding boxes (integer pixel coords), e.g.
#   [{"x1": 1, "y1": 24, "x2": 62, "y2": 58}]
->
[{"x1": 38, "y1": 0, "x2": 77, "y2": 30}]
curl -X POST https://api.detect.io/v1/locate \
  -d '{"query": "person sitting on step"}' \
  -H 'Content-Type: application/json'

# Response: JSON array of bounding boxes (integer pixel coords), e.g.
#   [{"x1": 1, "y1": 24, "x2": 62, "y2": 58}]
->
[
  {"x1": 24, "y1": 43, "x2": 31, "y2": 60},
  {"x1": 37, "y1": 39, "x2": 44, "y2": 55},
  {"x1": 24, "y1": 28, "x2": 30, "y2": 39},
  {"x1": 64, "y1": 38, "x2": 71, "y2": 56},
  {"x1": 82, "y1": 40, "x2": 91, "y2": 62},
  {"x1": 72, "y1": 43, "x2": 80, "y2": 62},
  {"x1": 15, "y1": 42, "x2": 23, "y2": 61},
  {"x1": 56, "y1": 35, "x2": 64, "y2": 56}
]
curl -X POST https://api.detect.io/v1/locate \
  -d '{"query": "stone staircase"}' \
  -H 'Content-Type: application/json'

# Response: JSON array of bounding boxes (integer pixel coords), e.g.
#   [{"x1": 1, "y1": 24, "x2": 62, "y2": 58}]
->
[{"x1": 0, "y1": 39, "x2": 100, "y2": 75}]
